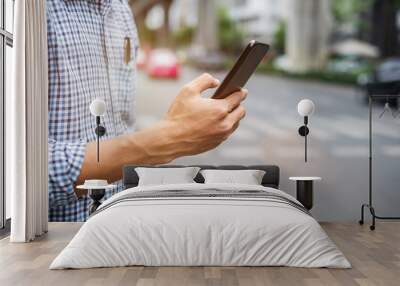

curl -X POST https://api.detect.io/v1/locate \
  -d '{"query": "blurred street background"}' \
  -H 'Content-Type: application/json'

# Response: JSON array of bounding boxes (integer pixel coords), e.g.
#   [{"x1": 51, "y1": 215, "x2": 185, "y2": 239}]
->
[{"x1": 129, "y1": 0, "x2": 400, "y2": 221}]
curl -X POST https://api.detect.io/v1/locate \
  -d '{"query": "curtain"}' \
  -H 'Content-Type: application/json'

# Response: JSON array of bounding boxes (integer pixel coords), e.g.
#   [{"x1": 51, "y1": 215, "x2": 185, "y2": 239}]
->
[{"x1": 8, "y1": 0, "x2": 48, "y2": 242}]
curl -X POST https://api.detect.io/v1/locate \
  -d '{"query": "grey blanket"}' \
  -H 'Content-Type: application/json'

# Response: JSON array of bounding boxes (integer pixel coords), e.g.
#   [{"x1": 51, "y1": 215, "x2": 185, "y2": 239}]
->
[{"x1": 91, "y1": 189, "x2": 310, "y2": 217}]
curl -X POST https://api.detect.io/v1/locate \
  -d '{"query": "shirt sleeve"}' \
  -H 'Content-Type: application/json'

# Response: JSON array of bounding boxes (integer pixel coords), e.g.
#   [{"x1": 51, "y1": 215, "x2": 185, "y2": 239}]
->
[{"x1": 48, "y1": 138, "x2": 87, "y2": 208}]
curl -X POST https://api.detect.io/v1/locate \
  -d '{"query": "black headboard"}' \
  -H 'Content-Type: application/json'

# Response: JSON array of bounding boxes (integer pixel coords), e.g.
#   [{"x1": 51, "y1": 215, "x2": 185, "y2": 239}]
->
[{"x1": 123, "y1": 165, "x2": 280, "y2": 189}]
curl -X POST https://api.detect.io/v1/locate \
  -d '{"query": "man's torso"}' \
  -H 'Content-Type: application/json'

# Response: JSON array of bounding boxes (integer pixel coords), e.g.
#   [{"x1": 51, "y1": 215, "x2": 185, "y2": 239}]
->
[{"x1": 47, "y1": 0, "x2": 138, "y2": 221}]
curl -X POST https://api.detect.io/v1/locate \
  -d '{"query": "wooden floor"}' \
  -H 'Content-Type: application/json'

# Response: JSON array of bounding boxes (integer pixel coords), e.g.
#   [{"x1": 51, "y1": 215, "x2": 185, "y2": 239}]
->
[{"x1": 0, "y1": 222, "x2": 399, "y2": 286}]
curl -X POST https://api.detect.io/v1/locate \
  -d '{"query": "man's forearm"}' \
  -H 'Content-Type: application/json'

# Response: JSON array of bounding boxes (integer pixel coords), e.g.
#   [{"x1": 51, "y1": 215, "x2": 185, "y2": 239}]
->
[
  {"x1": 76, "y1": 120, "x2": 179, "y2": 186},
  {"x1": 76, "y1": 73, "x2": 247, "y2": 189}
]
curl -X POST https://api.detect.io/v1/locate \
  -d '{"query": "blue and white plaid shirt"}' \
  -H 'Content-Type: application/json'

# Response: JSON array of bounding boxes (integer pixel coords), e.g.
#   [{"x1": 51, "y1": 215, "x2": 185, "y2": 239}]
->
[{"x1": 47, "y1": 0, "x2": 138, "y2": 221}]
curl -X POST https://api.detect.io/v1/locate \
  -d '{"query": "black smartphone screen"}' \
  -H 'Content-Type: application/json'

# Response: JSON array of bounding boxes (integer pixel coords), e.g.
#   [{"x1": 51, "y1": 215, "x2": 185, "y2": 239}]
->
[{"x1": 212, "y1": 40, "x2": 270, "y2": 99}]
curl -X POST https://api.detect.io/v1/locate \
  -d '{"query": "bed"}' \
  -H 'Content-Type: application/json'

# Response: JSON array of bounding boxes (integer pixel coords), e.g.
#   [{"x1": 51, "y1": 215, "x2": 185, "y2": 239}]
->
[{"x1": 50, "y1": 165, "x2": 350, "y2": 269}]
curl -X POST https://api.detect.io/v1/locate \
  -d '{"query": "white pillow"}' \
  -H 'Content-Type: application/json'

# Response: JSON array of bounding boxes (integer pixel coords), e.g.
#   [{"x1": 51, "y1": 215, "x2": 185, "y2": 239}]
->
[
  {"x1": 200, "y1": 169, "x2": 266, "y2": 185},
  {"x1": 135, "y1": 167, "x2": 200, "y2": 186}
]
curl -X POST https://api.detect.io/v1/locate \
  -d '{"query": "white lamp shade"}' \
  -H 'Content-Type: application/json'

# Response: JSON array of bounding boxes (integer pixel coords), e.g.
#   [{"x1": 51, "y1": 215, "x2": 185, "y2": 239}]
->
[
  {"x1": 90, "y1": 99, "x2": 106, "y2": 116},
  {"x1": 297, "y1": 99, "x2": 315, "y2": 116}
]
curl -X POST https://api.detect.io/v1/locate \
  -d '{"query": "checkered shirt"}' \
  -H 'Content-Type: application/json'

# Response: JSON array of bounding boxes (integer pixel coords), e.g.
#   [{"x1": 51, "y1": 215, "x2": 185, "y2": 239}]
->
[{"x1": 47, "y1": 0, "x2": 138, "y2": 221}]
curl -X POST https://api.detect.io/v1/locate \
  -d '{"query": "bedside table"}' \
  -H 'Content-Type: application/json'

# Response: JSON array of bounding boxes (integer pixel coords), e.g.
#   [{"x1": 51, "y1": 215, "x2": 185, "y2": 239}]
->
[
  {"x1": 77, "y1": 182, "x2": 116, "y2": 214},
  {"x1": 289, "y1": 177, "x2": 321, "y2": 210},
  {"x1": 87, "y1": 189, "x2": 106, "y2": 214}
]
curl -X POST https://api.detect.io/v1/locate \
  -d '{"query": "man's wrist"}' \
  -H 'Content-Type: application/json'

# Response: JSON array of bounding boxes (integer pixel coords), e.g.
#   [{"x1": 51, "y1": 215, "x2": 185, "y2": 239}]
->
[{"x1": 124, "y1": 120, "x2": 182, "y2": 165}]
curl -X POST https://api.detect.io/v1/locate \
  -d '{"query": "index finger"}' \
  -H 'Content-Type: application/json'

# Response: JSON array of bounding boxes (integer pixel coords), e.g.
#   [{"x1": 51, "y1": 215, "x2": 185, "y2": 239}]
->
[{"x1": 188, "y1": 73, "x2": 220, "y2": 93}]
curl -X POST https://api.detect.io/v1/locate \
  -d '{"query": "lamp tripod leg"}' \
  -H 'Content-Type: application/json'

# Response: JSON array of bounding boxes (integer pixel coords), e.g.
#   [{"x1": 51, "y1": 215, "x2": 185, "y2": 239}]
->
[
  {"x1": 359, "y1": 204, "x2": 366, "y2": 225},
  {"x1": 370, "y1": 206, "x2": 376, "y2": 231}
]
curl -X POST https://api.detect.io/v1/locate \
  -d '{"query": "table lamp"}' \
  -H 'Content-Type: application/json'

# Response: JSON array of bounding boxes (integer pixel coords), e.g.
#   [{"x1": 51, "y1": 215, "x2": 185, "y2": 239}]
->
[{"x1": 297, "y1": 99, "x2": 315, "y2": 162}]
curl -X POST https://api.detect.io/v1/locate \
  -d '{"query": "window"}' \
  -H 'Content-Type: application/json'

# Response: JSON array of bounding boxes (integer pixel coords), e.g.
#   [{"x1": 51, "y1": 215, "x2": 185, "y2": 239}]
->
[{"x1": 0, "y1": 0, "x2": 14, "y2": 233}]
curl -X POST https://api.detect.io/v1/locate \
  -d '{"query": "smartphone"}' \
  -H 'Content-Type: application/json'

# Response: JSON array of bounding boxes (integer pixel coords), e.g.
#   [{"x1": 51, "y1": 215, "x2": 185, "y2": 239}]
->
[{"x1": 212, "y1": 40, "x2": 270, "y2": 99}]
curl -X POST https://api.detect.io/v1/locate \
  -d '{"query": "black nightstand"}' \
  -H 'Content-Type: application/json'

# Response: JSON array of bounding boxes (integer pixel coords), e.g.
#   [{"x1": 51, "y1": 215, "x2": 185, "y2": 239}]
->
[
  {"x1": 289, "y1": 177, "x2": 321, "y2": 210},
  {"x1": 88, "y1": 189, "x2": 106, "y2": 214},
  {"x1": 77, "y1": 182, "x2": 116, "y2": 215}
]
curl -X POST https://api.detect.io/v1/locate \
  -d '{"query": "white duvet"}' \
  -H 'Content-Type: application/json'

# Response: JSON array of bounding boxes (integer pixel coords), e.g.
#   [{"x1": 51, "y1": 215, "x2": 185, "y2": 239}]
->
[{"x1": 50, "y1": 183, "x2": 350, "y2": 269}]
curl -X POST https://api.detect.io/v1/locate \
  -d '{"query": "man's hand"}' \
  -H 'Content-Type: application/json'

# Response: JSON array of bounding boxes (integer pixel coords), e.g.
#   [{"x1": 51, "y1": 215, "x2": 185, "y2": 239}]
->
[
  {"x1": 163, "y1": 73, "x2": 247, "y2": 158},
  {"x1": 76, "y1": 73, "x2": 247, "y2": 187}
]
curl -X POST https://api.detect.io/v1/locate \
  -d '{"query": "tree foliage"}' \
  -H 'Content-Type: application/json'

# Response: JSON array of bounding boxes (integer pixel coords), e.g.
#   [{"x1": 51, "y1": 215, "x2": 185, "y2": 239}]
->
[
  {"x1": 332, "y1": 0, "x2": 373, "y2": 26},
  {"x1": 218, "y1": 7, "x2": 244, "y2": 54},
  {"x1": 273, "y1": 21, "x2": 286, "y2": 55},
  {"x1": 173, "y1": 26, "x2": 195, "y2": 47}
]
